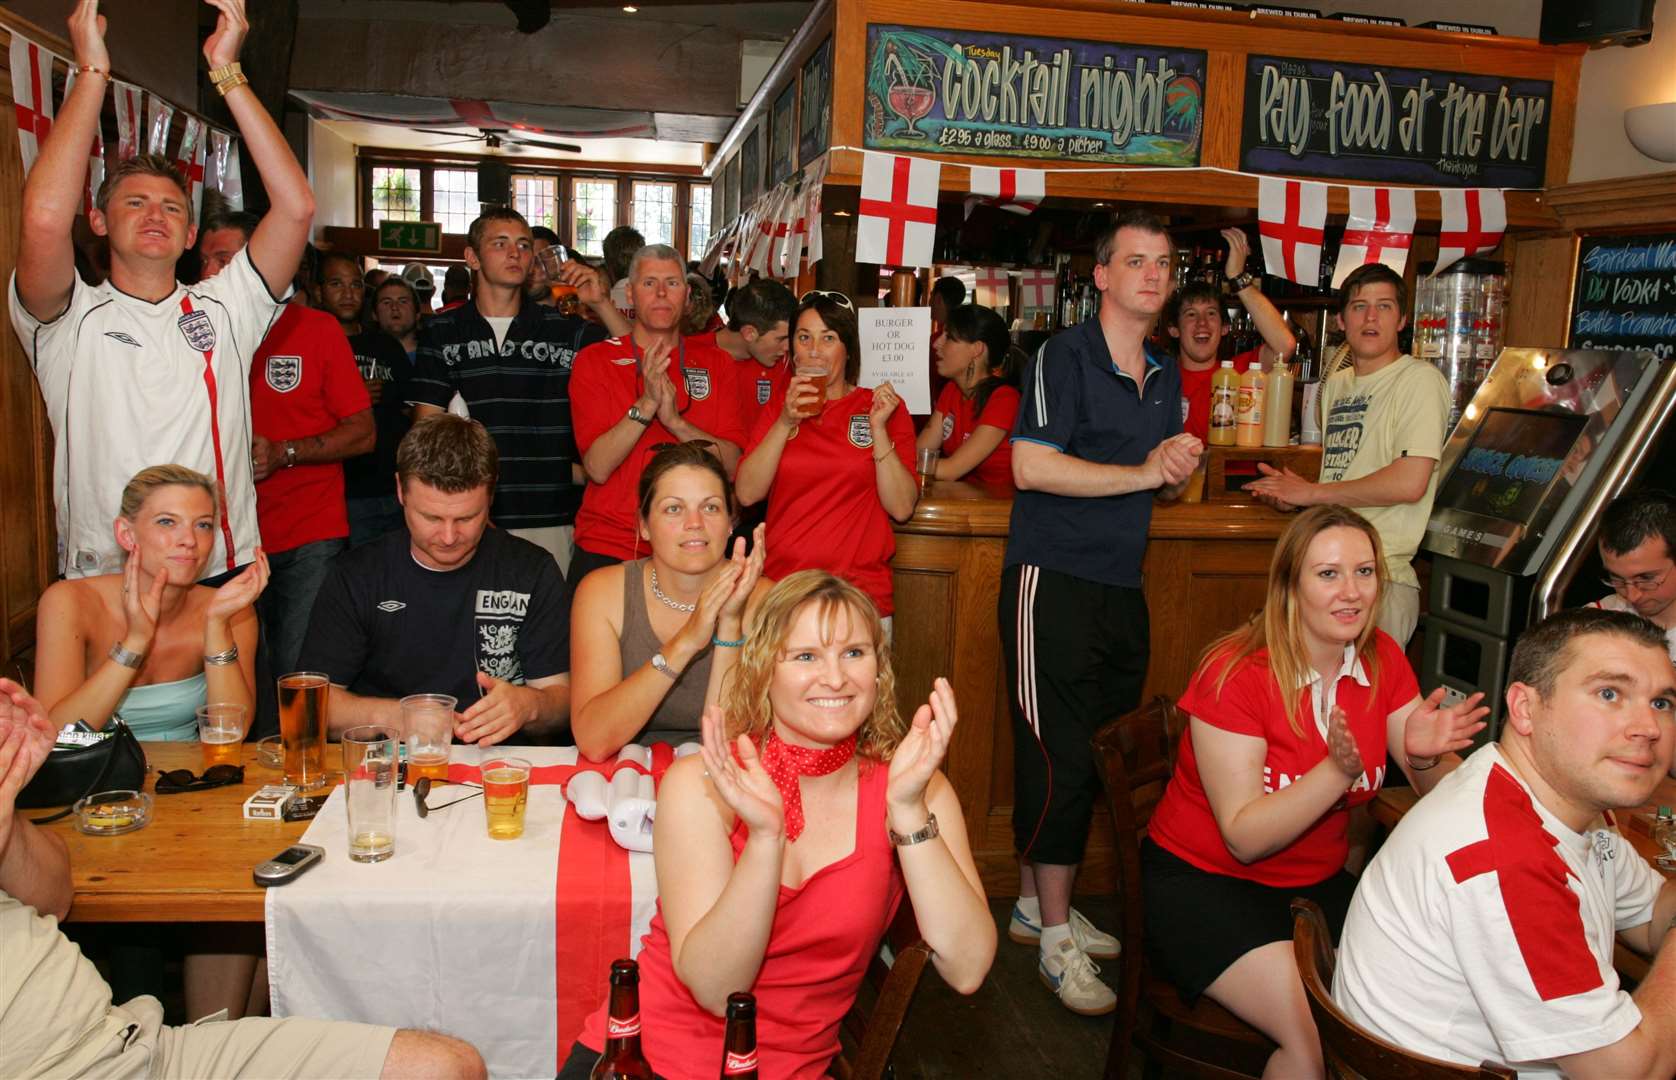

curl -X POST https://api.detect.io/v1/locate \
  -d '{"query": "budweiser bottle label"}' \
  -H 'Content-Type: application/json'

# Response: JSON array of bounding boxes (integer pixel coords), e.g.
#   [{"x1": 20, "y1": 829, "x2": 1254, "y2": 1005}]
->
[
  {"x1": 606, "y1": 1014, "x2": 641, "y2": 1038},
  {"x1": 724, "y1": 1050, "x2": 759, "y2": 1074}
]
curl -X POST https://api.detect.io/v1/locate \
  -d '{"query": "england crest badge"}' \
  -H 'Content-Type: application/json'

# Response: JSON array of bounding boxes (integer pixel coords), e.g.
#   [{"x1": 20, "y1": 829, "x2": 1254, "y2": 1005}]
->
[
  {"x1": 177, "y1": 310, "x2": 216, "y2": 353},
  {"x1": 756, "y1": 378, "x2": 772, "y2": 406},
  {"x1": 684, "y1": 367, "x2": 712, "y2": 401},
  {"x1": 848, "y1": 414, "x2": 873, "y2": 449},
  {"x1": 265, "y1": 355, "x2": 302, "y2": 393},
  {"x1": 942, "y1": 414, "x2": 955, "y2": 441}
]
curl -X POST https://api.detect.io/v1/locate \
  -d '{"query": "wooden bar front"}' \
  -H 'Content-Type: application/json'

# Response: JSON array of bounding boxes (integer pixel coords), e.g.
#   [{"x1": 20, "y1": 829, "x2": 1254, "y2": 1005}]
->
[{"x1": 891, "y1": 482, "x2": 1291, "y2": 896}]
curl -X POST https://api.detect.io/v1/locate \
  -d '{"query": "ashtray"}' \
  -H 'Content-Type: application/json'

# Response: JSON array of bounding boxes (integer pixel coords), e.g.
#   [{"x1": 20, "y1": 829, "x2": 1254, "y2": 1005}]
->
[
  {"x1": 255, "y1": 735, "x2": 283, "y2": 769},
  {"x1": 74, "y1": 790, "x2": 153, "y2": 835}
]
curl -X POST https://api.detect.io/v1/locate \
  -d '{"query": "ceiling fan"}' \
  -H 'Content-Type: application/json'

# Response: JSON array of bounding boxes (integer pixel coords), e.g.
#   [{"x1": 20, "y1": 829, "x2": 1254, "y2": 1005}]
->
[{"x1": 412, "y1": 127, "x2": 583, "y2": 154}]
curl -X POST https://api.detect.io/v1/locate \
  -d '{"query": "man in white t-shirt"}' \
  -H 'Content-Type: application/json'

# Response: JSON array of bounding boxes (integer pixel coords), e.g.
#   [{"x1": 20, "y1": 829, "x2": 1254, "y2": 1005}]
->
[
  {"x1": 1587, "y1": 490, "x2": 1676, "y2": 658},
  {"x1": 10, "y1": 0, "x2": 313, "y2": 579},
  {"x1": 1335, "y1": 607, "x2": 1676, "y2": 1078},
  {"x1": 1246, "y1": 263, "x2": 1452, "y2": 645}
]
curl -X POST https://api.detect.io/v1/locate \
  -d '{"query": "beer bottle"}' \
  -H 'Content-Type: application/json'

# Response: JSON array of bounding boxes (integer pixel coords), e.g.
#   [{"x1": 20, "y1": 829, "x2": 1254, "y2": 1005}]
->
[
  {"x1": 719, "y1": 992, "x2": 759, "y2": 1079},
  {"x1": 591, "y1": 959, "x2": 654, "y2": 1079}
]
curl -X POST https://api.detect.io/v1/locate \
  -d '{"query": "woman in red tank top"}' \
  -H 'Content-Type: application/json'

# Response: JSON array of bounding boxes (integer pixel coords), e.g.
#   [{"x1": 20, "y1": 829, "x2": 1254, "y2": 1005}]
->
[{"x1": 564, "y1": 571, "x2": 996, "y2": 1079}]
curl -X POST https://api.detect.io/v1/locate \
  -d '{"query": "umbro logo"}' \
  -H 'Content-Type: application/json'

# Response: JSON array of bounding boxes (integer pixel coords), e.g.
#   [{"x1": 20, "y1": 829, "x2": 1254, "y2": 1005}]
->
[
  {"x1": 104, "y1": 331, "x2": 142, "y2": 347},
  {"x1": 376, "y1": 600, "x2": 406, "y2": 612}
]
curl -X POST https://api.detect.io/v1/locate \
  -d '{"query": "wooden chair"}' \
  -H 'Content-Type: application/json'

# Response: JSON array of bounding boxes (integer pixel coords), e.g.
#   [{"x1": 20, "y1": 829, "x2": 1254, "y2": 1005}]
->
[
  {"x1": 1093, "y1": 696, "x2": 1274, "y2": 1080},
  {"x1": 829, "y1": 901, "x2": 933, "y2": 1080},
  {"x1": 1291, "y1": 899, "x2": 1516, "y2": 1080}
]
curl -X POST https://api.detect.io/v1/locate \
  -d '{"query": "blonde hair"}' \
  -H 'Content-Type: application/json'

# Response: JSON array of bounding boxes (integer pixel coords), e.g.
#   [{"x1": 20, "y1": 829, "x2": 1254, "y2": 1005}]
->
[
  {"x1": 720, "y1": 571, "x2": 907, "y2": 762},
  {"x1": 1201, "y1": 505, "x2": 1386, "y2": 739},
  {"x1": 118, "y1": 465, "x2": 218, "y2": 521}
]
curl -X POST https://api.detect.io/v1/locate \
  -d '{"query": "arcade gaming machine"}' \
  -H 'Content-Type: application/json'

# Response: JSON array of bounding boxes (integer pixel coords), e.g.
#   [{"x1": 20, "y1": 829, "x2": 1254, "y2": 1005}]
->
[{"x1": 1419, "y1": 347, "x2": 1676, "y2": 736}]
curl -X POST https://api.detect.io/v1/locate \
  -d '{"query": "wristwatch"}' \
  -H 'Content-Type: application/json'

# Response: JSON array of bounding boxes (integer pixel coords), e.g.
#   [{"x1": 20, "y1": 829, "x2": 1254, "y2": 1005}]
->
[
  {"x1": 650, "y1": 652, "x2": 679, "y2": 680},
  {"x1": 888, "y1": 812, "x2": 940, "y2": 847},
  {"x1": 1226, "y1": 269, "x2": 1259, "y2": 292},
  {"x1": 627, "y1": 404, "x2": 653, "y2": 426},
  {"x1": 283, "y1": 441, "x2": 298, "y2": 468}
]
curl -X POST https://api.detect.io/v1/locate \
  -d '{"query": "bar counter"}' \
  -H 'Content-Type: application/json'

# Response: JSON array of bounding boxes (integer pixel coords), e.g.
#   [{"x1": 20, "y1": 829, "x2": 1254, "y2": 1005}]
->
[{"x1": 891, "y1": 480, "x2": 1293, "y2": 896}]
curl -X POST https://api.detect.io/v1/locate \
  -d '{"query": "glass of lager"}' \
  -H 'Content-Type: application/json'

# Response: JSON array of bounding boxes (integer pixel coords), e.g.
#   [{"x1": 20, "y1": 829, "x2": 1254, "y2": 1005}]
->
[
  {"x1": 278, "y1": 672, "x2": 331, "y2": 794},
  {"x1": 400, "y1": 693, "x2": 457, "y2": 785},
  {"x1": 196, "y1": 703, "x2": 246, "y2": 771},
  {"x1": 482, "y1": 756, "x2": 531, "y2": 840},
  {"x1": 792, "y1": 365, "x2": 827, "y2": 419},
  {"x1": 343, "y1": 725, "x2": 399, "y2": 863}
]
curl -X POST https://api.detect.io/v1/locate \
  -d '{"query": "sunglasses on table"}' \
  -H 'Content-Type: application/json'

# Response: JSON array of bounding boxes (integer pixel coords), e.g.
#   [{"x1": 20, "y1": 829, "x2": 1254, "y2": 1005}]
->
[
  {"x1": 800, "y1": 289, "x2": 855, "y2": 312},
  {"x1": 155, "y1": 764, "x2": 244, "y2": 794},
  {"x1": 413, "y1": 776, "x2": 482, "y2": 818}
]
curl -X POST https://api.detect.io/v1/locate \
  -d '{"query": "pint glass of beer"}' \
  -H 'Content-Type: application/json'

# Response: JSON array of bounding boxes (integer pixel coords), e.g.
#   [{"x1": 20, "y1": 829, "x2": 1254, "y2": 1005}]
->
[
  {"x1": 482, "y1": 756, "x2": 531, "y2": 840},
  {"x1": 400, "y1": 693, "x2": 457, "y2": 785},
  {"x1": 343, "y1": 725, "x2": 398, "y2": 863},
  {"x1": 277, "y1": 672, "x2": 331, "y2": 794},
  {"x1": 196, "y1": 703, "x2": 246, "y2": 770},
  {"x1": 792, "y1": 366, "x2": 827, "y2": 419}
]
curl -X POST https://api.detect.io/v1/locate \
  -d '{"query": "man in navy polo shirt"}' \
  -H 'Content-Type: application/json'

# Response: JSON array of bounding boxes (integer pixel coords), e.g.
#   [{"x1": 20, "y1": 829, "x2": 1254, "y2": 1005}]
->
[{"x1": 1001, "y1": 209, "x2": 1203, "y2": 1016}]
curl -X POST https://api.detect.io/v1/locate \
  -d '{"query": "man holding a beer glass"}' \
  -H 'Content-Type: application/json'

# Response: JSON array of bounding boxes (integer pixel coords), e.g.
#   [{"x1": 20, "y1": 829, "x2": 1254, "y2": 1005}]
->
[{"x1": 299, "y1": 415, "x2": 571, "y2": 747}]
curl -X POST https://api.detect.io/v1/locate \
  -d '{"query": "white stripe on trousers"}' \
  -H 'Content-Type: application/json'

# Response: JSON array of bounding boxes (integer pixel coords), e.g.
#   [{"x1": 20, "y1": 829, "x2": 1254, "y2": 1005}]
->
[{"x1": 1015, "y1": 565, "x2": 1041, "y2": 737}]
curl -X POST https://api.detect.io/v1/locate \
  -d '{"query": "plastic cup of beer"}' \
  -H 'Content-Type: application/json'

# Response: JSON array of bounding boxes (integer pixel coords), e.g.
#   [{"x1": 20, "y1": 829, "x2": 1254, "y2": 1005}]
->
[
  {"x1": 482, "y1": 756, "x2": 531, "y2": 840},
  {"x1": 342, "y1": 725, "x2": 398, "y2": 863},
  {"x1": 792, "y1": 365, "x2": 827, "y2": 419},
  {"x1": 196, "y1": 703, "x2": 246, "y2": 770},
  {"x1": 277, "y1": 672, "x2": 331, "y2": 794},
  {"x1": 916, "y1": 447, "x2": 938, "y2": 493},
  {"x1": 400, "y1": 693, "x2": 457, "y2": 785}
]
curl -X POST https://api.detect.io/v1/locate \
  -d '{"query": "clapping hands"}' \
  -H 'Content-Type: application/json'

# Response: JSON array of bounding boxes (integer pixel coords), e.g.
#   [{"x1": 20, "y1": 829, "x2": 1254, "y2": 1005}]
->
[
  {"x1": 698, "y1": 705, "x2": 784, "y2": 838},
  {"x1": 886, "y1": 677, "x2": 958, "y2": 813}
]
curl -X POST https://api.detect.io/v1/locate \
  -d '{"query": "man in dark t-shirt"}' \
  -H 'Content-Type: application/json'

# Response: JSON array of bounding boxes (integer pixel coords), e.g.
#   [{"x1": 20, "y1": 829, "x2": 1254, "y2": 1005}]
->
[
  {"x1": 298, "y1": 415, "x2": 570, "y2": 746},
  {"x1": 407, "y1": 208, "x2": 631, "y2": 581}
]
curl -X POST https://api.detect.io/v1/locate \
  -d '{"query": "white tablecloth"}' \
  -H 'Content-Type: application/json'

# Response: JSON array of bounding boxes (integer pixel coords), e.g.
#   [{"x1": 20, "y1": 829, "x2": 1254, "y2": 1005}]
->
[{"x1": 265, "y1": 746, "x2": 658, "y2": 1080}]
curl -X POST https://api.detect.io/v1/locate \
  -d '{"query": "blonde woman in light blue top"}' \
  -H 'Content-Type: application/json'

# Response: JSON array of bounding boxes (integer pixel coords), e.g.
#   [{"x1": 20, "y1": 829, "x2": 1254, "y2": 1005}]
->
[{"x1": 33, "y1": 465, "x2": 269, "y2": 741}]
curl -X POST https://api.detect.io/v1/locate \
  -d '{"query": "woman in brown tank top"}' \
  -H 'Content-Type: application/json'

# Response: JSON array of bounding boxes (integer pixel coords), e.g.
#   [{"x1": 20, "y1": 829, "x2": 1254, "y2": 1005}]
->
[{"x1": 570, "y1": 441, "x2": 772, "y2": 760}]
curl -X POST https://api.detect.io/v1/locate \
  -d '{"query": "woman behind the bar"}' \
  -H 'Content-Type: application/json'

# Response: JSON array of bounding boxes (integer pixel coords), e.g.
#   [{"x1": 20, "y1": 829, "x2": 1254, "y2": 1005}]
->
[
  {"x1": 562, "y1": 570, "x2": 995, "y2": 1078},
  {"x1": 916, "y1": 302, "x2": 1021, "y2": 490},
  {"x1": 734, "y1": 292, "x2": 918, "y2": 629},
  {"x1": 569, "y1": 441, "x2": 769, "y2": 761},
  {"x1": 1141, "y1": 505, "x2": 1488, "y2": 1079}
]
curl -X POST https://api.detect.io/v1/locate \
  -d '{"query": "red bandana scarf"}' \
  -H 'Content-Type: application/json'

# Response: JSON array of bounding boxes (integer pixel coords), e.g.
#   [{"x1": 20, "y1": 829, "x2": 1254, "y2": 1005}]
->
[{"x1": 758, "y1": 730, "x2": 857, "y2": 842}]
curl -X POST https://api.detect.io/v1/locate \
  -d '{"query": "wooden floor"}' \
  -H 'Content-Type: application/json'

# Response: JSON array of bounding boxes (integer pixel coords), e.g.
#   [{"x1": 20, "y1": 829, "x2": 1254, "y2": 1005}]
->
[{"x1": 892, "y1": 896, "x2": 1122, "y2": 1079}]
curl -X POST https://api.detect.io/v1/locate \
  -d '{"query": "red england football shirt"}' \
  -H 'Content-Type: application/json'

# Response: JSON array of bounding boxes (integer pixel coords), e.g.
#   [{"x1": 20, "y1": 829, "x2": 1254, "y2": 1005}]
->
[
  {"x1": 571, "y1": 335, "x2": 746, "y2": 559},
  {"x1": 249, "y1": 305, "x2": 371, "y2": 553},
  {"x1": 932, "y1": 381, "x2": 1019, "y2": 490},
  {"x1": 1147, "y1": 631, "x2": 1419, "y2": 887},
  {"x1": 747, "y1": 385, "x2": 916, "y2": 615},
  {"x1": 735, "y1": 357, "x2": 792, "y2": 435},
  {"x1": 1177, "y1": 346, "x2": 1258, "y2": 442}
]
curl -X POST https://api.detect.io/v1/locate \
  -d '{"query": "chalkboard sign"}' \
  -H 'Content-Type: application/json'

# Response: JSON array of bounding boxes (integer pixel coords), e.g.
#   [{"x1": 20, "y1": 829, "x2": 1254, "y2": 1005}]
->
[{"x1": 1569, "y1": 232, "x2": 1676, "y2": 360}]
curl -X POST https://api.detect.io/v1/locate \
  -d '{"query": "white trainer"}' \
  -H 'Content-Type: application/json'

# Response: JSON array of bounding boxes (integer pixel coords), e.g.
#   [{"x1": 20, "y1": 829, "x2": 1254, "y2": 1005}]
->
[
  {"x1": 1009, "y1": 905, "x2": 1121, "y2": 961},
  {"x1": 1038, "y1": 937, "x2": 1117, "y2": 1016}
]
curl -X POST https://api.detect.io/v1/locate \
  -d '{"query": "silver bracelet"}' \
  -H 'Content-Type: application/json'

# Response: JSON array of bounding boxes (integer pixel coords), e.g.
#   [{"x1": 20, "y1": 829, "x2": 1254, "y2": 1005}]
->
[
  {"x1": 888, "y1": 812, "x2": 940, "y2": 847},
  {"x1": 1406, "y1": 753, "x2": 1441, "y2": 771},
  {"x1": 108, "y1": 642, "x2": 145, "y2": 670},
  {"x1": 203, "y1": 646, "x2": 240, "y2": 667}
]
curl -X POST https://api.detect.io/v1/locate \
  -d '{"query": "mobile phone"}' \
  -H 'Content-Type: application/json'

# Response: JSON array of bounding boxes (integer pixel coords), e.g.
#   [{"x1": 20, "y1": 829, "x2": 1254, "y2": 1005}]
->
[{"x1": 254, "y1": 844, "x2": 325, "y2": 887}]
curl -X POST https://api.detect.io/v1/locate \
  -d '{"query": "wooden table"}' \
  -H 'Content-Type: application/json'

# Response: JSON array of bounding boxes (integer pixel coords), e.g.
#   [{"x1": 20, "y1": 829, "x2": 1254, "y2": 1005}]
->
[{"x1": 45, "y1": 741, "x2": 314, "y2": 923}]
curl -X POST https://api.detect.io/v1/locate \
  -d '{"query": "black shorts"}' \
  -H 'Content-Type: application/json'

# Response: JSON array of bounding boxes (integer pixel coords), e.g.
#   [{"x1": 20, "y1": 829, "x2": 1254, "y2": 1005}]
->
[{"x1": 1140, "y1": 838, "x2": 1357, "y2": 1003}]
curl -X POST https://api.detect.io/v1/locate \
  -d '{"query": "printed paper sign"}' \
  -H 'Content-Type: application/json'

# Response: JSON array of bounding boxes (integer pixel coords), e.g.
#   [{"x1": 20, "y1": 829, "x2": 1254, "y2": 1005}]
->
[{"x1": 858, "y1": 307, "x2": 932, "y2": 415}]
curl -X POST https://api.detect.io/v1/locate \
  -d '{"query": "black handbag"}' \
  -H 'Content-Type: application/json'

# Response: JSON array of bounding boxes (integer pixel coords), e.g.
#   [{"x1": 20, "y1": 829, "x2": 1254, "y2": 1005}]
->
[{"x1": 20, "y1": 720, "x2": 148, "y2": 823}]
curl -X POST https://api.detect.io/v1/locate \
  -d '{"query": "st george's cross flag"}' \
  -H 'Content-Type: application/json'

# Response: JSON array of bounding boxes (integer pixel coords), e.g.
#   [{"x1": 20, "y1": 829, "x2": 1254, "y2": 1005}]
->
[
  {"x1": 205, "y1": 128, "x2": 244, "y2": 210},
  {"x1": 1434, "y1": 188, "x2": 1507, "y2": 276},
  {"x1": 966, "y1": 165, "x2": 1045, "y2": 216},
  {"x1": 856, "y1": 153, "x2": 940, "y2": 268},
  {"x1": 113, "y1": 81, "x2": 145, "y2": 160},
  {"x1": 174, "y1": 116, "x2": 209, "y2": 218},
  {"x1": 1332, "y1": 185, "x2": 1417, "y2": 288},
  {"x1": 10, "y1": 34, "x2": 57, "y2": 176},
  {"x1": 61, "y1": 65, "x2": 105, "y2": 215},
  {"x1": 801, "y1": 172, "x2": 825, "y2": 267},
  {"x1": 1258, "y1": 176, "x2": 1329, "y2": 287},
  {"x1": 144, "y1": 94, "x2": 174, "y2": 156}
]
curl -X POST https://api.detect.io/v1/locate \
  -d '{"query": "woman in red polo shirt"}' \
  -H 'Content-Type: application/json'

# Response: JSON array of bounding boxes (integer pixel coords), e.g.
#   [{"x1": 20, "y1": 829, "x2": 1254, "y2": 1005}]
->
[
  {"x1": 735, "y1": 292, "x2": 918, "y2": 622},
  {"x1": 917, "y1": 303, "x2": 1021, "y2": 490},
  {"x1": 1142, "y1": 505, "x2": 1488, "y2": 1080}
]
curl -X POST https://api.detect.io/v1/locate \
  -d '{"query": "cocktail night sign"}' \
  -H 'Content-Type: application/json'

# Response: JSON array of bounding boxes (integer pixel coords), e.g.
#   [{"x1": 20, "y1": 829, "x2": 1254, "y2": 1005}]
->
[{"x1": 863, "y1": 25, "x2": 1205, "y2": 165}]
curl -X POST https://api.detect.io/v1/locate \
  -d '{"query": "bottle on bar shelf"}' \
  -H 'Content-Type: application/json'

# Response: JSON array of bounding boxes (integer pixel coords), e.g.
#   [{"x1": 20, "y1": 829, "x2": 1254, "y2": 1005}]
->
[
  {"x1": 1235, "y1": 364, "x2": 1267, "y2": 448},
  {"x1": 1208, "y1": 360, "x2": 1239, "y2": 447},
  {"x1": 719, "y1": 992, "x2": 759, "y2": 1078},
  {"x1": 591, "y1": 959, "x2": 654, "y2": 1079}
]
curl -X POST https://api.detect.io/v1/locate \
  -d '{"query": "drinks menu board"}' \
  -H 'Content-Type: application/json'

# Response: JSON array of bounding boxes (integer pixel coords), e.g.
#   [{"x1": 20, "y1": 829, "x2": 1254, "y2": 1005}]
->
[{"x1": 1569, "y1": 232, "x2": 1676, "y2": 361}]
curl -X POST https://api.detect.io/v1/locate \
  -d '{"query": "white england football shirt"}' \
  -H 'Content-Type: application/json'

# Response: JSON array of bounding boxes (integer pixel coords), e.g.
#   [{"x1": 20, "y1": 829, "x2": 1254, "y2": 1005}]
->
[
  {"x1": 1588, "y1": 593, "x2": 1676, "y2": 663},
  {"x1": 1334, "y1": 744, "x2": 1662, "y2": 1076},
  {"x1": 10, "y1": 250, "x2": 285, "y2": 577}
]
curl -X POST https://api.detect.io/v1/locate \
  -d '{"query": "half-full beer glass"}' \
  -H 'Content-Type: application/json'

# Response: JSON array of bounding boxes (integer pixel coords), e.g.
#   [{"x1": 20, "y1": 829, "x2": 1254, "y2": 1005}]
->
[
  {"x1": 343, "y1": 725, "x2": 398, "y2": 863},
  {"x1": 278, "y1": 672, "x2": 331, "y2": 793},
  {"x1": 482, "y1": 756, "x2": 531, "y2": 840},
  {"x1": 792, "y1": 365, "x2": 827, "y2": 419},
  {"x1": 400, "y1": 693, "x2": 456, "y2": 784},
  {"x1": 196, "y1": 703, "x2": 245, "y2": 770}
]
